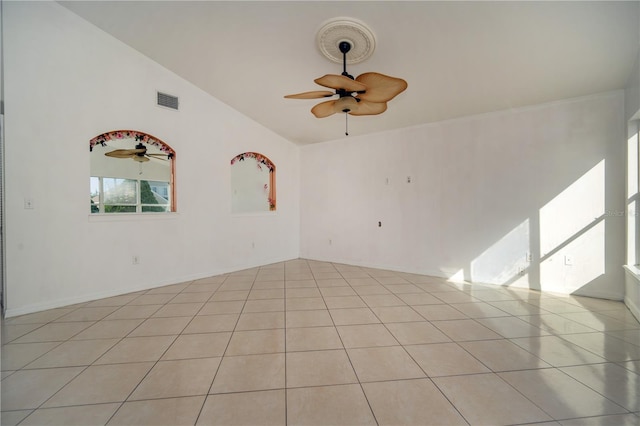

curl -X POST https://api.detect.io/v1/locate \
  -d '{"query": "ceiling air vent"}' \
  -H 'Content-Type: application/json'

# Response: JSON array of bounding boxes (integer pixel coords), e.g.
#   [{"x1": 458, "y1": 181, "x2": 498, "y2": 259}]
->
[{"x1": 157, "y1": 91, "x2": 179, "y2": 110}]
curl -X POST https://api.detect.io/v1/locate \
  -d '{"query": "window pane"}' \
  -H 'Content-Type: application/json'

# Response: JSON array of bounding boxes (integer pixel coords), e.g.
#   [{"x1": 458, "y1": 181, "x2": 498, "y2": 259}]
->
[
  {"x1": 142, "y1": 205, "x2": 169, "y2": 213},
  {"x1": 90, "y1": 176, "x2": 100, "y2": 213},
  {"x1": 141, "y1": 180, "x2": 169, "y2": 212},
  {"x1": 104, "y1": 205, "x2": 137, "y2": 213},
  {"x1": 103, "y1": 178, "x2": 137, "y2": 205}
]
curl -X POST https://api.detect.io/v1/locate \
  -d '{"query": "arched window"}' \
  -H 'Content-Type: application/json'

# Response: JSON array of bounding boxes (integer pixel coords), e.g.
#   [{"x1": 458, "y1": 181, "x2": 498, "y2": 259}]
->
[
  {"x1": 230, "y1": 152, "x2": 276, "y2": 213},
  {"x1": 90, "y1": 130, "x2": 176, "y2": 213}
]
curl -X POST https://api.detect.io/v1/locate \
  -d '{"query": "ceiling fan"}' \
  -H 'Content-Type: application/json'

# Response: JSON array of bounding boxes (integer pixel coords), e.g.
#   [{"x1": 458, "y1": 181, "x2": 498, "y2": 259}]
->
[
  {"x1": 284, "y1": 41, "x2": 407, "y2": 124},
  {"x1": 105, "y1": 143, "x2": 171, "y2": 162}
]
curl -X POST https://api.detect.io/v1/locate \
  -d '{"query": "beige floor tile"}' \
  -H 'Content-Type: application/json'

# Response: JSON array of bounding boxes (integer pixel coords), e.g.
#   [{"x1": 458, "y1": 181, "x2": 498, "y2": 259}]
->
[
  {"x1": 370, "y1": 306, "x2": 425, "y2": 322},
  {"x1": 319, "y1": 286, "x2": 357, "y2": 297},
  {"x1": 405, "y1": 342, "x2": 491, "y2": 377},
  {"x1": 315, "y1": 278, "x2": 349, "y2": 287},
  {"x1": 128, "y1": 316, "x2": 191, "y2": 337},
  {"x1": 284, "y1": 279, "x2": 317, "y2": 288},
  {"x1": 312, "y1": 272, "x2": 342, "y2": 280},
  {"x1": 286, "y1": 310, "x2": 334, "y2": 328},
  {"x1": 19, "y1": 403, "x2": 120, "y2": 426},
  {"x1": 375, "y1": 276, "x2": 409, "y2": 285},
  {"x1": 183, "y1": 282, "x2": 223, "y2": 293},
  {"x1": 162, "y1": 332, "x2": 231, "y2": 359},
  {"x1": 347, "y1": 346, "x2": 425, "y2": 382},
  {"x1": 560, "y1": 413, "x2": 640, "y2": 425},
  {"x1": 287, "y1": 384, "x2": 376, "y2": 425},
  {"x1": 286, "y1": 287, "x2": 322, "y2": 298},
  {"x1": 197, "y1": 390, "x2": 285, "y2": 426},
  {"x1": 433, "y1": 373, "x2": 553, "y2": 425},
  {"x1": 109, "y1": 396, "x2": 205, "y2": 426},
  {"x1": 361, "y1": 294, "x2": 405, "y2": 307},
  {"x1": 451, "y1": 302, "x2": 511, "y2": 318},
  {"x1": 25, "y1": 339, "x2": 119, "y2": 369},
  {"x1": 103, "y1": 304, "x2": 163, "y2": 320},
  {"x1": 488, "y1": 300, "x2": 551, "y2": 316},
  {"x1": 13, "y1": 322, "x2": 94, "y2": 343},
  {"x1": 413, "y1": 304, "x2": 468, "y2": 320},
  {"x1": 71, "y1": 319, "x2": 144, "y2": 340},
  {"x1": 42, "y1": 363, "x2": 153, "y2": 407},
  {"x1": 54, "y1": 307, "x2": 119, "y2": 322},
  {"x1": 198, "y1": 301, "x2": 245, "y2": 315},
  {"x1": 1, "y1": 367, "x2": 84, "y2": 410},
  {"x1": 500, "y1": 368, "x2": 628, "y2": 419},
  {"x1": 476, "y1": 316, "x2": 552, "y2": 338},
  {"x1": 561, "y1": 363, "x2": 640, "y2": 411},
  {"x1": 511, "y1": 336, "x2": 607, "y2": 367},
  {"x1": 383, "y1": 284, "x2": 424, "y2": 294},
  {"x1": 248, "y1": 289, "x2": 285, "y2": 300},
  {"x1": 1, "y1": 342, "x2": 61, "y2": 370},
  {"x1": 243, "y1": 299, "x2": 284, "y2": 313},
  {"x1": 226, "y1": 329, "x2": 285, "y2": 355},
  {"x1": 218, "y1": 280, "x2": 254, "y2": 291},
  {"x1": 285, "y1": 297, "x2": 326, "y2": 311},
  {"x1": 253, "y1": 281, "x2": 286, "y2": 290},
  {"x1": 129, "y1": 358, "x2": 220, "y2": 399},
  {"x1": 324, "y1": 296, "x2": 367, "y2": 309},
  {"x1": 363, "y1": 378, "x2": 467, "y2": 425},
  {"x1": 286, "y1": 272, "x2": 314, "y2": 281},
  {"x1": 0, "y1": 410, "x2": 33, "y2": 426},
  {"x1": 460, "y1": 339, "x2": 552, "y2": 371},
  {"x1": 182, "y1": 314, "x2": 239, "y2": 333},
  {"x1": 330, "y1": 308, "x2": 380, "y2": 325},
  {"x1": 345, "y1": 277, "x2": 379, "y2": 286},
  {"x1": 561, "y1": 332, "x2": 640, "y2": 363},
  {"x1": 152, "y1": 302, "x2": 204, "y2": 318},
  {"x1": 385, "y1": 321, "x2": 452, "y2": 345},
  {"x1": 236, "y1": 312, "x2": 284, "y2": 330},
  {"x1": 94, "y1": 335, "x2": 176, "y2": 364},
  {"x1": 286, "y1": 349, "x2": 357, "y2": 387},
  {"x1": 210, "y1": 353, "x2": 285, "y2": 393},
  {"x1": 1, "y1": 323, "x2": 44, "y2": 344},
  {"x1": 286, "y1": 326, "x2": 343, "y2": 352},
  {"x1": 432, "y1": 319, "x2": 503, "y2": 341},
  {"x1": 209, "y1": 290, "x2": 249, "y2": 301},
  {"x1": 431, "y1": 291, "x2": 480, "y2": 304},
  {"x1": 337, "y1": 324, "x2": 399, "y2": 348},
  {"x1": 519, "y1": 313, "x2": 599, "y2": 334},
  {"x1": 397, "y1": 292, "x2": 444, "y2": 305},
  {"x1": 354, "y1": 285, "x2": 391, "y2": 296},
  {"x1": 170, "y1": 291, "x2": 214, "y2": 303},
  {"x1": 145, "y1": 283, "x2": 190, "y2": 295}
]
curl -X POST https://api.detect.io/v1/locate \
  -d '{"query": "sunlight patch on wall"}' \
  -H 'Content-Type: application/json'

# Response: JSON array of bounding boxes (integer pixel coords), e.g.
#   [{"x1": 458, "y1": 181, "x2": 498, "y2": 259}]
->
[
  {"x1": 627, "y1": 132, "x2": 638, "y2": 265},
  {"x1": 540, "y1": 160, "x2": 605, "y2": 257},
  {"x1": 470, "y1": 219, "x2": 529, "y2": 285},
  {"x1": 540, "y1": 221, "x2": 605, "y2": 293}
]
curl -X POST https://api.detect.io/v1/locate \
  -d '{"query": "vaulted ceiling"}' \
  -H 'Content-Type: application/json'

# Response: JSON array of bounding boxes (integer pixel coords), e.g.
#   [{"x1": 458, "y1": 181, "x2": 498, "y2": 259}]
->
[{"x1": 59, "y1": 1, "x2": 639, "y2": 145}]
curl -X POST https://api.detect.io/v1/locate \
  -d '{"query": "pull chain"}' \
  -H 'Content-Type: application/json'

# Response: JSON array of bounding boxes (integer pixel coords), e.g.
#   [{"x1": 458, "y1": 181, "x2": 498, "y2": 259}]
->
[{"x1": 345, "y1": 113, "x2": 349, "y2": 136}]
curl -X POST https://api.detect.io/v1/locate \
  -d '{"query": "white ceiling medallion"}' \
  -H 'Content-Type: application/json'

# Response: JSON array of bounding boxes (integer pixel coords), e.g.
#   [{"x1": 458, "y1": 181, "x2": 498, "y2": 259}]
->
[{"x1": 316, "y1": 17, "x2": 376, "y2": 65}]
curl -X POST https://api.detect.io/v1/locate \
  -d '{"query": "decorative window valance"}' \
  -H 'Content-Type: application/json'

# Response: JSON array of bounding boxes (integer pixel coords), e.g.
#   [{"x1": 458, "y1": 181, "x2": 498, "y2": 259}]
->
[{"x1": 89, "y1": 130, "x2": 175, "y2": 158}]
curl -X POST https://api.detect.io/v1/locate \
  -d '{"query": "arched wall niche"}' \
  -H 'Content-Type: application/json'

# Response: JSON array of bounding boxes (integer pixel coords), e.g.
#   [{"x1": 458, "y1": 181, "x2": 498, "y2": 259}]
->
[
  {"x1": 230, "y1": 152, "x2": 276, "y2": 214},
  {"x1": 89, "y1": 130, "x2": 176, "y2": 213}
]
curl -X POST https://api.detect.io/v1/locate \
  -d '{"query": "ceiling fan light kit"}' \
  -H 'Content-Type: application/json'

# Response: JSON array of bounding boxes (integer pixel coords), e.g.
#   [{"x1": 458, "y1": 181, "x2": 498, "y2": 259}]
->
[{"x1": 285, "y1": 17, "x2": 407, "y2": 135}]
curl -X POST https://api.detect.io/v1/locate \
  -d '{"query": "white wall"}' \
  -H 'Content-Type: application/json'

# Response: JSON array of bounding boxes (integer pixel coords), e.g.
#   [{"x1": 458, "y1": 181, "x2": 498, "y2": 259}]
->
[
  {"x1": 3, "y1": 1, "x2": 300, "y2": 316},
  {"x1": 301, "y1": 92, "x2": 626, "y2": 300}
]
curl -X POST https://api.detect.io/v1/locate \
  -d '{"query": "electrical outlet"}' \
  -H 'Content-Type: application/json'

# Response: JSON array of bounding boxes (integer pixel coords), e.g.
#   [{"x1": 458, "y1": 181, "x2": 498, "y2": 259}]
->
[
  {"x1": 564, "y1": 255, "x2": 573, "y2": 266},
  {"x1": 24, "y1": 198, "x2": 34, "y2": 209},
  {"x1": 407, "y1": 176, "x2": 412, "y2": 183},
  {"x1": 518, "y1": 266, "x2": 526, "y2": 276},
  {"x1": 526, "y1": 252, "x2": 532, "y2": 262},
  {"x1": 132, "y1": 255, "x2": 140, "y2": 265}
]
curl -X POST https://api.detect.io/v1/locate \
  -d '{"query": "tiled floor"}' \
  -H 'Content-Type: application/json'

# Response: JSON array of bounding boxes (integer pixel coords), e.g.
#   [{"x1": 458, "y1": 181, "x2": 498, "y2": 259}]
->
[{"x1": 2, "y1": 259, "x2": 640, "y2": 425}]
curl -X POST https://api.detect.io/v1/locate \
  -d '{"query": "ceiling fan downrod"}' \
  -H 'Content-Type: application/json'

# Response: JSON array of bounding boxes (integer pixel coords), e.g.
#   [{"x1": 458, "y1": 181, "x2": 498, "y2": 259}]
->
[{"x1": 339, "y1": 41, "x2": 354, "y2": 80}]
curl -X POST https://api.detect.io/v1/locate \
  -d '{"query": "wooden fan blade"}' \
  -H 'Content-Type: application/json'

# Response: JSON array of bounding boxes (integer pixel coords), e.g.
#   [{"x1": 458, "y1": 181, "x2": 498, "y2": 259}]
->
[
  {"x1": 284, "y1": 91, "x2": 335, "y2": 99},
  {"x1": 146, "y1": 153, "x2": 170, "y2": 159},
  {"x1": 314, "y1": 74, "x2": 367, "y2": 92},
  {"x1": 349, "y1": 100, "x2": 388, "y2": 116},
  {"x1": 355, "y1": 72, "x2": 407, "y2": 103},
  {"x1": 104, "y1": 148, "x2": 143, "y2": 159},
  {"x1": 311, "y1": 100, "x2": 338, "y2": 118}
]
